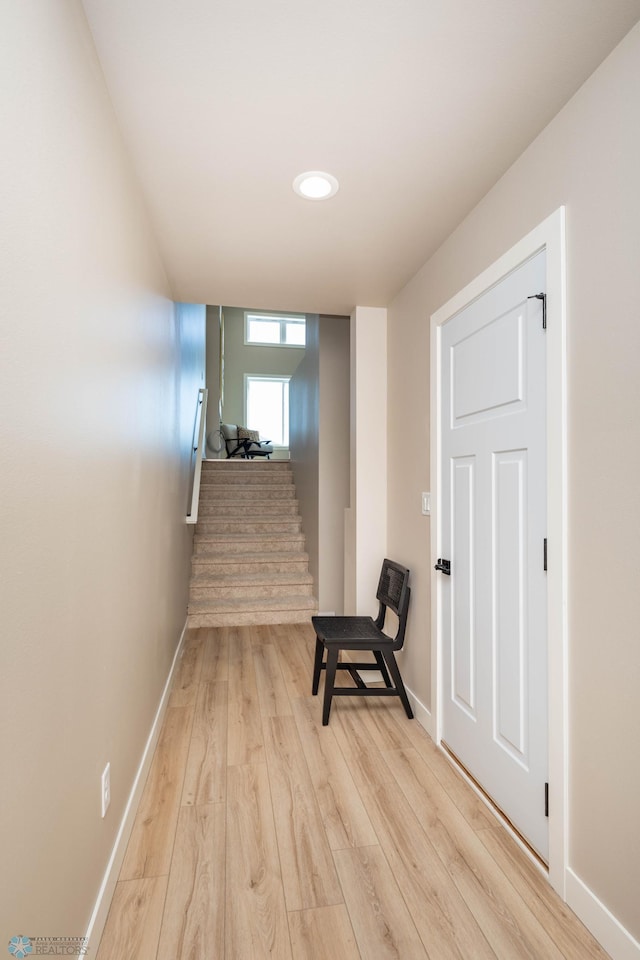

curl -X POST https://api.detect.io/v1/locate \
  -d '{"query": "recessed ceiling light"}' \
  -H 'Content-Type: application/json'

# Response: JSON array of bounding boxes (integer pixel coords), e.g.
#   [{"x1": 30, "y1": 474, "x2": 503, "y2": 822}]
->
[{"x1": 293, "y1": 171, "x2": 339, "y2": 200}]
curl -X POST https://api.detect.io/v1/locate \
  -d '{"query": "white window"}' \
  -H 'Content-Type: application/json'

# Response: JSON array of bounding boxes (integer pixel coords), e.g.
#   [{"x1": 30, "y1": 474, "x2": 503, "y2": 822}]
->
[
  {"x1": 245, "y1": 375, "x2": 290, "y2": 447},
  {"x1": 244, "y1": 312, "x2": 306, "y2": 347}
]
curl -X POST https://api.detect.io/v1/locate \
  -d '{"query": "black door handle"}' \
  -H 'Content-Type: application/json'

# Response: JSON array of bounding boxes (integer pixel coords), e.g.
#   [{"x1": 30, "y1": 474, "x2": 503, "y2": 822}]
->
[{"x1": 435, "y1": 558, "x2": 451, "y2": 575}]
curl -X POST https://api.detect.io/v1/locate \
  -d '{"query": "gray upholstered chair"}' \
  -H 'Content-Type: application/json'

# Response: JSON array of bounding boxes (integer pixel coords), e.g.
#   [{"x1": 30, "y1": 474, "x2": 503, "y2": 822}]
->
[{"x1": 220, "y1": 423, "x2": 274, "y2": 459}]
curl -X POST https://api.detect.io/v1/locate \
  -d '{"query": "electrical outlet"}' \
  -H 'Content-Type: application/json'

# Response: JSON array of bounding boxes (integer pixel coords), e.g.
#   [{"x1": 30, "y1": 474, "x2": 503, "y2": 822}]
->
[{"x1": 101, "y1": 763, "x2": 111, "y2": 818}]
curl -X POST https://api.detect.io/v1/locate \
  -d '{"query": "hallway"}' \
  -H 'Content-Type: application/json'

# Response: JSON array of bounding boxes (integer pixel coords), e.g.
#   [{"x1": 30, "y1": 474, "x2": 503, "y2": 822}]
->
[{"x1": 95, "y1": 624, "x2": 608, "y2": 960}]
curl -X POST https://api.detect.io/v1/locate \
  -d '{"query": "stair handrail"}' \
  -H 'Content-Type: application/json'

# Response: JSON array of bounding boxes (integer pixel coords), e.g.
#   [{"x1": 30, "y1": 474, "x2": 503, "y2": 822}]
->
[{"x1": 186, "y1": 387, "x2": 208, "y2": 525}]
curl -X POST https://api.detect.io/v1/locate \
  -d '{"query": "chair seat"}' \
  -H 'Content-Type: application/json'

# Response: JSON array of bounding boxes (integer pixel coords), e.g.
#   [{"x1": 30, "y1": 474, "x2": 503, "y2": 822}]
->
[
  {"x1": 312, "y1": 616, "x2": 391, "y2": 646},
  {"x1": 246, "y1": 442, "x2": 274, "y2": 456}
]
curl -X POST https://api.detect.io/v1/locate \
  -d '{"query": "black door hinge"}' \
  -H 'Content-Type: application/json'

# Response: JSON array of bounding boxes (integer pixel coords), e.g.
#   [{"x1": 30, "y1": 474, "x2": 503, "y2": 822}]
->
[
  {"x1": 545, "y1": 782, "x2": 549, "y2": 817},
  {"x1": 528, "y1": 292, "x2": 547, "y2": 329},
  {"x1": 543, "y1": 538, "x2": 547, "y2": 572}
]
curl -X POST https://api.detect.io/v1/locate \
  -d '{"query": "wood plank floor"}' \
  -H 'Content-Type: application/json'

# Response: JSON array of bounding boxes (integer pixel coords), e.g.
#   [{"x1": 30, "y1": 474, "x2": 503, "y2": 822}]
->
[{"x1": 96, "y1": 624, "x2": 610, "y2": 960}]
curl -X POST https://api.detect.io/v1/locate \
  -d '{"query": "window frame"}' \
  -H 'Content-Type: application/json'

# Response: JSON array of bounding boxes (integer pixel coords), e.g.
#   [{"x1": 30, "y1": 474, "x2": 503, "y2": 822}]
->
[
  {"x1": 243, "y1": 374, "x2": 291, "y2": 448},
  {"x1": 244, "y1": 311, "x2": 306, "y2": 348}
]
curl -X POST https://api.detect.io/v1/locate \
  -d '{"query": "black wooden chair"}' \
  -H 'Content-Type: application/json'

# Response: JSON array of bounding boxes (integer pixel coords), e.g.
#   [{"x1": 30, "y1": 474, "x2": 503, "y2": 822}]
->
[{"x1": 311, "y1": 559, "x2": 413, "y2": 725}]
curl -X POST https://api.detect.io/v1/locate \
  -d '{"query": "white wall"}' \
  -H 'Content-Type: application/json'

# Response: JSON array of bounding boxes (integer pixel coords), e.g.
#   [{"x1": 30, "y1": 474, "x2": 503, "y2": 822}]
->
[
  {"x1": 205, "y1": 304, "x2": 223, "y2": 457},
  {"x1": 289, "y1": 316, "x2": 321, "y2": 591},
  {"x1": 0, "y1": 0, "x2": 204, "y2": 939},
  {"x1": 387, "y1": 22, "x2": 640, "y2": 948},
  {"x1": 290, "y1": 316, "x2": 350, "y2": 613},
  {"x1": 349, "y1": 307, "x2": 388, "y2": 615},
  {"x1": 318, "y1": 316, "x2": 350, "y2": 614}
]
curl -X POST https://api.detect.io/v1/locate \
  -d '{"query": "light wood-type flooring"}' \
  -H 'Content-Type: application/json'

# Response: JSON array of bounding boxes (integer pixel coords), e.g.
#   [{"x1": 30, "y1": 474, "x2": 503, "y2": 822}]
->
[{"x1": 96, "y1": 624, "x2": 610, "y2": 960}]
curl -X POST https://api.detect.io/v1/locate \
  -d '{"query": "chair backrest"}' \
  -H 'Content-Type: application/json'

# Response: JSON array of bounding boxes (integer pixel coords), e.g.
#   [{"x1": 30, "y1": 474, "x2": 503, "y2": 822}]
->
[
  {"x1": 220, "y1": 423, "x2": 241, "y2": 458},
  {"x1": 375, "y1": 559, "x2": 411, "y2": 649}
]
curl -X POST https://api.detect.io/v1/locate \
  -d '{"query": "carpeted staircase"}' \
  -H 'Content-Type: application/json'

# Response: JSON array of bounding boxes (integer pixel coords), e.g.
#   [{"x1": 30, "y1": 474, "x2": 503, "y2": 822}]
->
[{"x1": 186, "y1": 459, "x2": 318, "y2": 627}]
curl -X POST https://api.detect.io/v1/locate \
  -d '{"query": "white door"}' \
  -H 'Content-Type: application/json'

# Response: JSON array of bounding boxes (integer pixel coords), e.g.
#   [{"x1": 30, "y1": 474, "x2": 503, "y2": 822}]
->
[{"x1": 439, "y1": 250, "x2": 548, "y2": 860}]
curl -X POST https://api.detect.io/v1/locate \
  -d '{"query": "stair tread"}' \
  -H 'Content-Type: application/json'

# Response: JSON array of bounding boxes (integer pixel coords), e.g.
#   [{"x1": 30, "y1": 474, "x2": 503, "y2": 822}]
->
[{"x1": 191, "y1": 464, "x2": 313, "y2": 625}]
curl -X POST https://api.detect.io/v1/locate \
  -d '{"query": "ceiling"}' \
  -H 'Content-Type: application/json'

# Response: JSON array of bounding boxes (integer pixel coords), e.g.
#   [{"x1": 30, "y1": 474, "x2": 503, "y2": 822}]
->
[{"x1": 82, "y1": 0, "x2": 640, "y2": 315}]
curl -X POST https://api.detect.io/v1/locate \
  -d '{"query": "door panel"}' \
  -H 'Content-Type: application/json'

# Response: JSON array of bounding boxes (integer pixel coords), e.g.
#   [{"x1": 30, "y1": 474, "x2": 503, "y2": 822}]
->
[
  {"x1": 452, "y1": 306, "x2": 524, "y2": 425},
  {"x1": 493, "y1": 449, "x2": 527, "y2": 761},
  {"x1": 451, "y1": 456, "x2": 476, "y2": 716},
  {"x1": 440, "y1": 250, "x2": 548, "y2": 860}
]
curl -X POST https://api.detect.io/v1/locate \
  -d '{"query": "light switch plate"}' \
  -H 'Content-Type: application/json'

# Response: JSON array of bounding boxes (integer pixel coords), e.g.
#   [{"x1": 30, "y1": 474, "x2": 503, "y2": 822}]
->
[{"x1": 421, "y1": 492, "x2": 431, "y2": 515}]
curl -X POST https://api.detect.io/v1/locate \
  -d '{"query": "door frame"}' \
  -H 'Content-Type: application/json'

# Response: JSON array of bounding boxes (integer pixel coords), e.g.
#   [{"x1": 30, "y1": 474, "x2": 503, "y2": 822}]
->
[{"x1": 429, "y1": 207, "x2": 567, "y2": 895}]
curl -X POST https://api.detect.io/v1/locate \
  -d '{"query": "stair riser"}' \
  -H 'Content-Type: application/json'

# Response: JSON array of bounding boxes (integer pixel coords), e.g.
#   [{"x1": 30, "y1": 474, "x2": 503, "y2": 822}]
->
[
  {"x1": 194, "y1": 539, "x2": 306, "y2": 555},
  {"x1": 202, "y1": 463, "x2": 292, "y2": 473},
  {"x1": 199, "y1": 486, "x2": 296, "y2": 501},
  {"x1": 196, "y1": 520, "x2": 302, "y2": 535},
  {"x1": 187, "y1": 610, "x2": 314, "y2": 628},
  {"x1": 197, "y1": 501, "x2": 300, "y2": 517},
  {"x1": 189, "y1": 594, "x2": 316, "y2": 613},
  {"x1": 192, "y1": 559, "x2": 309, "y2": 575},
  {"x1": 191, "y1": 463, "x2": 316, "y2": 625},
  {"x1": 200, "y1": 475, "x2": 293, "y2": 487},
  {"x1": 190, "y1": 571, "x2": 313, "y2": 586},
  {"x1": 189, "y1": 582, "x2": 314, "y2": 601}
]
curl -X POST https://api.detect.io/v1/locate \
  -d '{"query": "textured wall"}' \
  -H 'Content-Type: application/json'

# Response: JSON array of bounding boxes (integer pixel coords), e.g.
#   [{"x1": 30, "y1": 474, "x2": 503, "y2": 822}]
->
[
  {"x1": 318, "y1": 316, "x2": 350, "y2": 615},
  {"x1": 289, "y1": 317, "x2": 321, "y2": 595},
  {"x1": 290, "y1": 316, "x2": 350, "y2": 613},
  {"x1": 387, "y1": 22, "x2": 640, "y2": 941},
  {"x1": 0, "y1": 0, "x2": 204, "y2": 938},
  {"x1": 351, "y1": 307, "x2": 388, "y2": 616}
]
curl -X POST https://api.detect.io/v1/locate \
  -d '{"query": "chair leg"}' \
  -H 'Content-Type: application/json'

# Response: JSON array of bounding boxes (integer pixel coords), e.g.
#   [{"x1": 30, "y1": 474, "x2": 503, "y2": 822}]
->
[
  {"x1": 382, "y1": 650, "x2": 414, "y2": 720},
  {"x1": 322, "y1": 647, "x2": 339, "y2": 725},
  {"x1": 374, "y1": 651, "x2": 393, "y2": 688},
  {"x1": 312, "y1": 637, "x2": 324, "y2": 695}
]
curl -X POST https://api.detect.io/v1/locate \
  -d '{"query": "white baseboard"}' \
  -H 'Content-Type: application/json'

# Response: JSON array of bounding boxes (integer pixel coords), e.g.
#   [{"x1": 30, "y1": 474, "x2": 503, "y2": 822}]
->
[
  {"x1": 84, "y1": 619, "x2": 188, "y2": 952},
  {"x1": 566, "y1": 868, "x2": 640, "y2": 960},
  {"x1": 405, "y1": 683, "x2": 433, "y2": 738}
]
